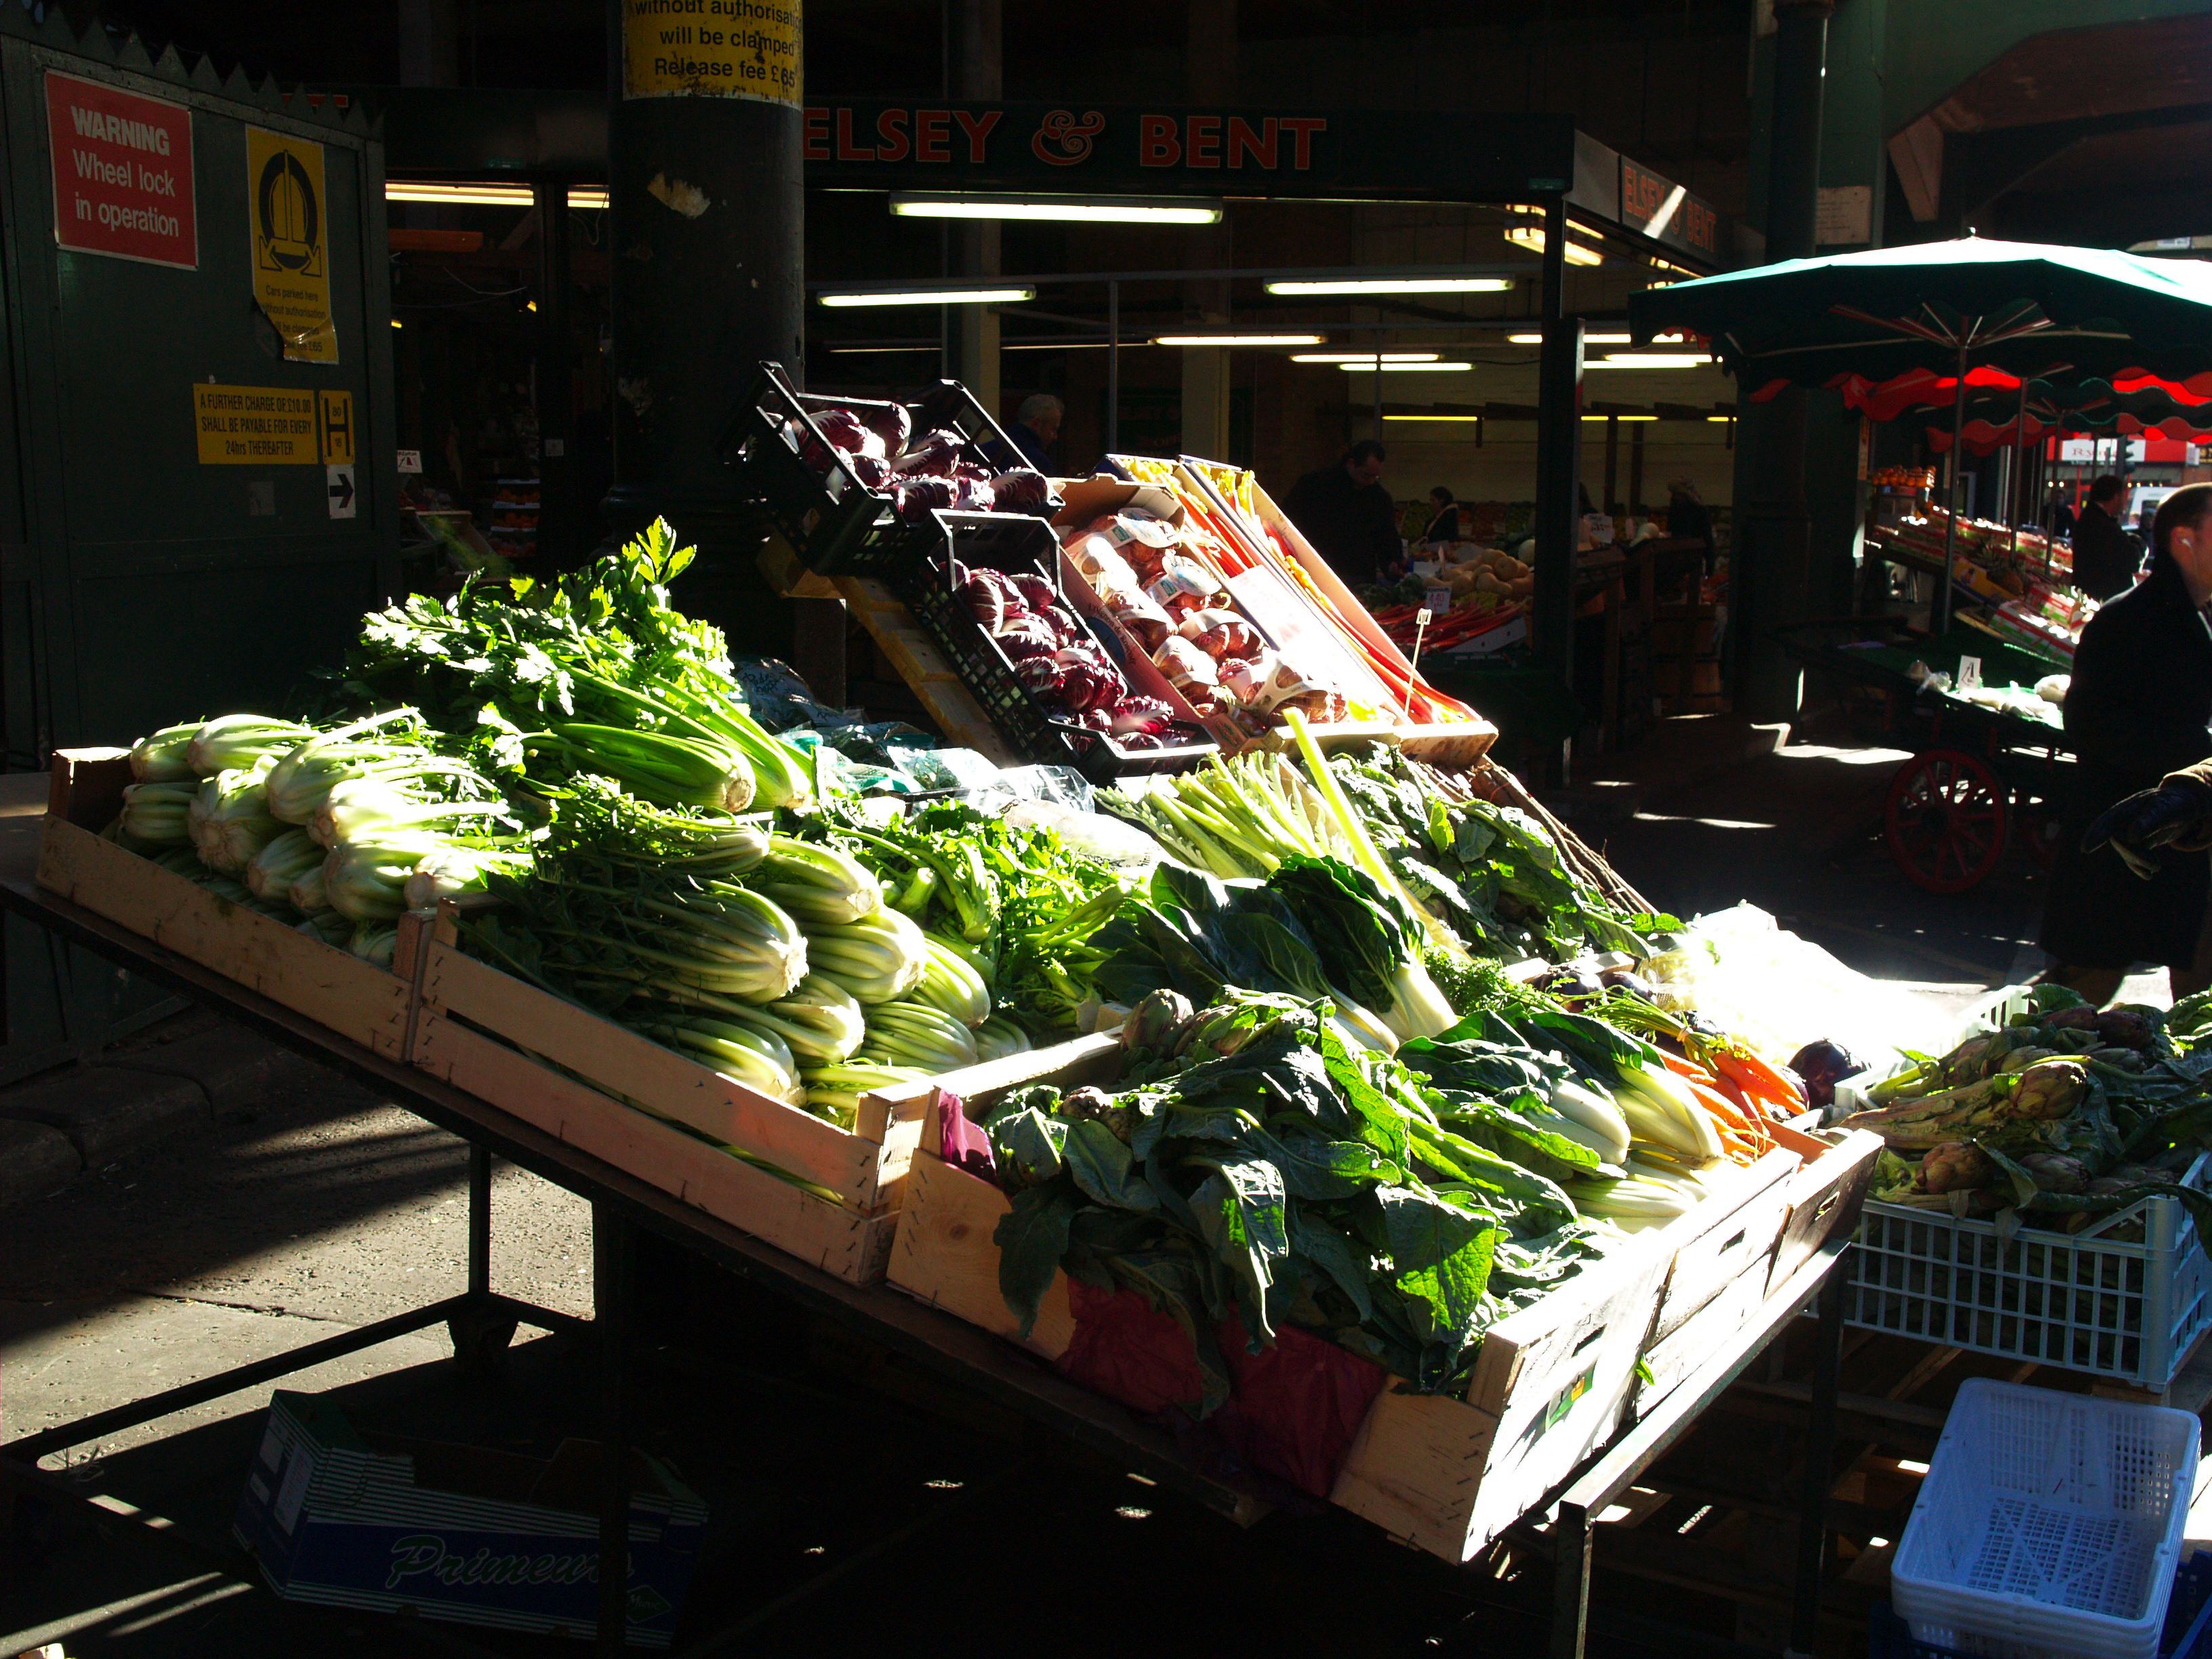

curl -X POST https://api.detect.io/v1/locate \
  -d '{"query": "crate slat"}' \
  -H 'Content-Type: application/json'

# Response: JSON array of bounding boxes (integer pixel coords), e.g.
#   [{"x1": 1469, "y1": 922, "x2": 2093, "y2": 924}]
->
[
  {"x1": 37, "y1": 753, "x2": 413, "y2": 1057},
  {"x1": 419, "y1": 941, "x2": 899, "y2": 1210},
  {"x1": 414, "y1": 1008, "x2": 896, "y2": 1284}
]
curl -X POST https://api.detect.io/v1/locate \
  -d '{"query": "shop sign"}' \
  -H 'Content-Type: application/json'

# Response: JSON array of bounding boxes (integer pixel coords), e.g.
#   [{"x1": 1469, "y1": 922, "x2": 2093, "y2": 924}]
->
[
  {"x1": 45, "y1": 70, "x2": 197, "y2": 270},
  {"x1": 623, "y1": 0, "x2": 801, "y2": 106},
  {"x1": 1619, "y1": 156, "x2": 1717, "y2": 263},
  {"x1": 246, "y1": 127, "x2": 337, "y2": 364},
  {"x1": 803, "y1": 101, "x2": 1580, "y2": 203},
  {"x1": 193, "y1": 382, "x2": 317, "y2": 465}
]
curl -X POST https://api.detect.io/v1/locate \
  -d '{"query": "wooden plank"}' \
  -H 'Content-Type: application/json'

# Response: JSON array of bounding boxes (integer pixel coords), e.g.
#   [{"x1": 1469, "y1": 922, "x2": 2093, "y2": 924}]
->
[
  {"x1": 37, "y1": 814, "x2": 412, "y2": 1058},
  {"x1": 413, "y1": 1008, "x2": 894, "y2": 1284},
  {"x1": 1767, "y1": 1129, "x2": 1882, "y2": 1299},
  {"x1": 888, "y1": 1148, "x2": 1076, "y2": 1356},
  {"x1": 419, "y1": 941, "x2": 890, "y2": 1210},
  {"x1": 1645, "y1": 1148, "x2": 1798, "y2": 1347}
]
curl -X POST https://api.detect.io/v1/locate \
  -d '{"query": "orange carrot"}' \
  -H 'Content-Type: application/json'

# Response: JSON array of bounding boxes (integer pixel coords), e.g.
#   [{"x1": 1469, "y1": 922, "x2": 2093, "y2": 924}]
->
[{"x1": 1714, "y1": 1047, "x2": 1806, "y2": 1111}]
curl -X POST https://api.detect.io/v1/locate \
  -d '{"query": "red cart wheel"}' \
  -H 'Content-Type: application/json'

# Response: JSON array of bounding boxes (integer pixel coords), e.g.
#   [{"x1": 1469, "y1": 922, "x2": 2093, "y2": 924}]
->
[{"x1": 1885, "y1": 750, "x2": 2010, "y2": 893}]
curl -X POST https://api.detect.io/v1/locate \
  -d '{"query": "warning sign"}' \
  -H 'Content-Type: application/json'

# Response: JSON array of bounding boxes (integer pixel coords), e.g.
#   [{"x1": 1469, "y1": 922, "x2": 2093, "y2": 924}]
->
[
  {"x1": 622, "y1": 0, "x2": 802, "y2": 106},
  {"x1": 46, "y1": 70, "x2": 197, "y2": 270},
  {"x1": 193, "y1": 383, "x2": 317, "y2": 464},
  {"x1": 245, "y1": 127, "x2": 336, "y2": 363}
]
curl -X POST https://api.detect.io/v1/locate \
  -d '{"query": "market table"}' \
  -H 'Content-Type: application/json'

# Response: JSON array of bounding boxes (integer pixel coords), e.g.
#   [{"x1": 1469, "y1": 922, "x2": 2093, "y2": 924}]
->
[{"x1": 0, "y1": 770, "x2": 1864, "y2": 1658}]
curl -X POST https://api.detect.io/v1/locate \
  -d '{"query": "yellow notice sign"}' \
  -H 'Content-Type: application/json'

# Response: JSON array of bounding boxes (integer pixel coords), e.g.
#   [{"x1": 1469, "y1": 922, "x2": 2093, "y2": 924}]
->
[
  {"x1": 317, "y1": 389, "x2": 355, "y2": 464},
  {"x1": 622, "y1": 0, "x2": 801, "y2": 105},
  {"x1": 245, "y1": 127, "x2": 336, "y2": 363},
  {"x1": 194, "y1": 383, "x2": 317, "y2": 464}
]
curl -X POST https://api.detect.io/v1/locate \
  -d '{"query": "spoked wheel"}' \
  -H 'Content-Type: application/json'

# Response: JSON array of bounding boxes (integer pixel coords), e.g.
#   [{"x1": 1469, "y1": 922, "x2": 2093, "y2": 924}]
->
[{"x1": 1884, "y1": 749, "x2": 2010, "y2": 893}]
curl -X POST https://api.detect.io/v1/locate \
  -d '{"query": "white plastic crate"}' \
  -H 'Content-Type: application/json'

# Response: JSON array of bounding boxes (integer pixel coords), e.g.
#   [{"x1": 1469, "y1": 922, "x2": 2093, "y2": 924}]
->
[
  {"x1": 1893, "y1": 1379, "x2": 2199, "y2": 1659},
  {"x1": 1846, "y1": 1149, "x2": 2212, "y2": 1388}
]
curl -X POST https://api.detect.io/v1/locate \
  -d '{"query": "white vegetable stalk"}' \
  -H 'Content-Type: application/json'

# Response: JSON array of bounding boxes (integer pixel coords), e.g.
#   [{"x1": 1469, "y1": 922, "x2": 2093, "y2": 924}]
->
[
  {"x1": 801, "y1": 907, "x2": 928, "y2": 1004},
  {"x1": 310, "y1": 780, "x2": 509, "y2": 850},
  {"x1": 323, "y1": 832, "x2": 449, "y2": 922},
  {"x1": 975, "y1": 1015, "x2": 1032, "y2": 1064},
  {"x1": 798, "y1": 1059, "x2": 928, "y2": 1129},
  {"x1": 188, "y1": 759, "x2": 285, "y2": 873},
  {"x1": 914, "y1": 935, "x2": 992, "y2": 1029},
  {"x1": 129, "y1": 723, "x2": 201, "y2": 783},
  {"x1": 247, "y1": 828, "x2": 325, "y2": 903},
  {"x1": 120, "y1": 780, "x2": 197, "y2": 846},
  {"x1": 403, "y1": 846, "x2": 531, "y2": 910},
  {"x1": 668, "y1": 974, "x2": 866, "y2": 1066},
  {"x1": 186, "y1": 714, "x2": 312, "y2": 777},
  {"x1": 748, "y1": 836, "x2": 884, "y2": 926}
]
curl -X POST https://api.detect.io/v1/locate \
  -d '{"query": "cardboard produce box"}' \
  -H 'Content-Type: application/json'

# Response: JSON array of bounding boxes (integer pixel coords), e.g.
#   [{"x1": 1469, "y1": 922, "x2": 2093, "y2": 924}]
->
[{"x1": 235, "y1": 1391, "x2": 707, "y2": 1647}]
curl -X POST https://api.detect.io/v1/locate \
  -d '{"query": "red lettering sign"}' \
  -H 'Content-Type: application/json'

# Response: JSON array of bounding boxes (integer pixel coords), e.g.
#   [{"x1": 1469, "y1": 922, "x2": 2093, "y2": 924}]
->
[
  {"x1": 952, "y1": 109, "x2": 1002, "y2": 163},
  {"x1": 802, "y1": 107, "x2": 830, "y2": 161},
  {"x1": 47, "y1": 70, "x2": 196, "y2": 270},
  {"x1": 835, "y1": 107, "x2": 876, "y2": 163},
  {"x1": 1279, "y1": 117, "x2": 1326, "y2": 169},
  {"x1": 1139, "y1": 115, "x2": 1180, "y2": 167},
  {"x1": 1226, "y1": 117, "x2": 1276, "y2": 169},
  {"x1": 1185, "y1": 115, "x2": 1221, "y2": 168},
  {"x1": 875, "y1": 108, "x2": 909, "y2": 164},
  {"x1": 1681, "y1": 199, "x2": 1717, "y2": 256},
  {"x1": 915, "y1": 108, "x2": 951, "y2": 163}
]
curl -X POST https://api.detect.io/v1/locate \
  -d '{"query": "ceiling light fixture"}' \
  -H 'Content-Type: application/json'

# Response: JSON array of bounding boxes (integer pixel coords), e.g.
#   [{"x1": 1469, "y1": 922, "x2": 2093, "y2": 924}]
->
[
  {"x1": 1153, "y1": 333, "x2": 1325, "y2": 347},
  {"x1": 818, "y1": 286, "x2": 1036, "y2": 308},
  {"x1": 1592, "y1": 352, "x2": 1712, "y2": 368},
  {"x1": 1267, "y1": 275, "x2": 1512, "y2": 295},
  {"x1": 1292, "y1": 350, "x2": 1439, "y2": 363},
  {"x1": 1582, "y1": 413, "x2": 1657, "y2": 421},
  {"x1": 1504, "y1": 331, "x2": 1683, "y2": 346},
  {"x1": 1336, "y1": 361, "x2": 1473, "y2": 372},
  {"x1": 891, "y1": 192, "x2": 1222, "y2": 225},
  {"x1": 387, "y1": 181, "x2": 609, "y2": 209},
  {"x1": 1382, "y1": 414, "x2": 1485, "y2": 422},
  {"x1": 1502, "y1": 226, "x2": 1604, "y2": 267}
]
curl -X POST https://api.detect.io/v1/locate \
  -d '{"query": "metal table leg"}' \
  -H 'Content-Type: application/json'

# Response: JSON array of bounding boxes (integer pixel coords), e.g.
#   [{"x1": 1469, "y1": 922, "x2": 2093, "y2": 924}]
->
[
  {"x1": 596, "y1": 1202, "x2": 634, "y2": 1656},
  {"x1": 1550, "y1": 1498, "x2": 1593, "y2": 1659},
  {"x1": 1789, "y1": 1266, "x2": 1847, "y2": 1658}
]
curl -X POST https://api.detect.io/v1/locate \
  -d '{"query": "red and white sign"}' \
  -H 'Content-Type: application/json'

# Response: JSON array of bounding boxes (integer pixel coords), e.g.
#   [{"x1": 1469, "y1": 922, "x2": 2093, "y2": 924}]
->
[{"x1": 46, "y1": 70, "x2": 197, "y2": 270}]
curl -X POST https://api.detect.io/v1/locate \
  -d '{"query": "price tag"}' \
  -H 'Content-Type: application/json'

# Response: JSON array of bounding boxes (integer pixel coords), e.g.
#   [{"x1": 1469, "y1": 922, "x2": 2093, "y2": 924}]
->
[
  {"x1": 1425, "y1": 584, "x2": 1453, "y2": 615},
  {"x1": 1416, "y1": 607, "x2": 1433, "y2": 628},
  {"x1": 1958, "y1": 655, "x2": 1983, "y2": 691}
]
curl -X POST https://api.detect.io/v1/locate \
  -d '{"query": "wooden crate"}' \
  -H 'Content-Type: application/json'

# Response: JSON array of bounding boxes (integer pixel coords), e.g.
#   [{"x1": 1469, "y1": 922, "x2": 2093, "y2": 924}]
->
[
  {"x1": 405, "y1": 905, "x2": 928, "y2": 1284},
  {"x1": 35, "y1": 750, "x2": 415, "y2": 1057},
  {"x1": 886, "y1": 1042, "x2": 1878, "y2": 1564}
]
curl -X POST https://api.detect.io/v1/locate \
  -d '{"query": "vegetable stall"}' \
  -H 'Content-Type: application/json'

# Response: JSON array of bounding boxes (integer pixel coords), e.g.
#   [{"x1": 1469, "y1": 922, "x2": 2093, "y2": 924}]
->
[{"x1": 14, "y1": 368, "x2": 2205, "y2": 1655}]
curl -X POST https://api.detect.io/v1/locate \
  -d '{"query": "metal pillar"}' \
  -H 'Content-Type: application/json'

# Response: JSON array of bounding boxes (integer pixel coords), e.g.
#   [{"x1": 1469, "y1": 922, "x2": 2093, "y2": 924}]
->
[
  {"x1": 946, "y1": 0, "x2": 1003, "y2": 414},
  {"x1": 532, "y1": 180, "x2": 577, "y2": 565},
  {"x1": 602, "y1": 0, "x2": 804, "y2": 554},
  {"x1": 594, "y1": 1202, "x2": 634, "y2": 1656},
  {"x1": 1732, "y1": 0, "x2": 1832, "y2": 717},
  {"x1": 1106, "y1": 280, "x2": 1120, "y2": 455},
  {"x1": 1533, "y1": 197, "x2": 1582, "y2": 700}
]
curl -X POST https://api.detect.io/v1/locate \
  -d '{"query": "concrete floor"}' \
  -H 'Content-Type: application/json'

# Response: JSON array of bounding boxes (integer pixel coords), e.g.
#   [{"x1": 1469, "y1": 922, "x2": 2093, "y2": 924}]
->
[{"x1": 0, "y1": 710, "x2": 2120, "y2": 1657}]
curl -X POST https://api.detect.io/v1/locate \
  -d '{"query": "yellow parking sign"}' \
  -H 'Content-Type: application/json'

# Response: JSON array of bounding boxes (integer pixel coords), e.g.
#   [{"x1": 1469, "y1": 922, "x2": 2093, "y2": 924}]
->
[{"x1": 317, "y1": 389, "x2": 354, "y2": 464}]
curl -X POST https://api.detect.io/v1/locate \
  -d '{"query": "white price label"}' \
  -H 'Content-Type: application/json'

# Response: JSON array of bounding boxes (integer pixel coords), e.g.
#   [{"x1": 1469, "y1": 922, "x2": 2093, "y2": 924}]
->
[{"x1": 1957, "y1": 655, "x2": 1983, "y2": 692}]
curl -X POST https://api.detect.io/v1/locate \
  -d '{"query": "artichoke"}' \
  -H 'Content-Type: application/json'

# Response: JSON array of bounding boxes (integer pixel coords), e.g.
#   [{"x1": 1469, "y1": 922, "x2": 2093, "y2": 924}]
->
[
  {"x1": 2018, "y1": 1153, "x2": 2091, "y2": 1195},
  {"x1": 2011, "y1": 1058, "x2": 2089, "y2": 1121},
  {"x1": 1122, "y1": 987, "x2": 1194, "y2": 1054},
  {"x1": 1919, "y1": 1142, "x2": 1992, "y2": 1195},
  {"x1": 1059, "y1": 1084, "x2": 1135, "y2": 1146}
]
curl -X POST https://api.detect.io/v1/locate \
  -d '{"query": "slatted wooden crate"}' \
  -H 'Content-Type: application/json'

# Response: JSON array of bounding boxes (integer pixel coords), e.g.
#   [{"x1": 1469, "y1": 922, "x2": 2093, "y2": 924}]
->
[
  {"x1": 401, "y1": 903, "x2": 931, "y2": 1284},
  {"x1": 36, "y1": 750, "x2": 416, "y2": 1056},
  {"x1": 886, "y1": 1040, "x2": 1877, "y2": 1564}
]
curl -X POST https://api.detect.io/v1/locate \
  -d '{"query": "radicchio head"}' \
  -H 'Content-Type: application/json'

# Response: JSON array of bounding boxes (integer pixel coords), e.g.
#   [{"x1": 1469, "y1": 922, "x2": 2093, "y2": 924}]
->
[
  {"x1": 1108, "y1": 695, "x2": 1174, "y2": 737},
  {"x1": 812, "y1": 406, "x2": 882, "y2": 459},
  {"x1": 867, "y1": 402, "x2": 914, "y2": 455},
  {"x1": 894, "y1": 429, "x2": 965, "y2": 478},
  {"x1": 1054, "y1": 644, "x2": 1125, "y2": 714},
  {"x1": 893, "y1": 476, "x2": 957, "y2": 523},
  {"x1": 994, "y1": 616, "x2": 1060, "y2": 661},
  {"x1": 991, "y1": 468, "x2": 1052, "y2": 515},
  {"x1": 848, "y1": 451, "x2": 892, "y2": 491}
]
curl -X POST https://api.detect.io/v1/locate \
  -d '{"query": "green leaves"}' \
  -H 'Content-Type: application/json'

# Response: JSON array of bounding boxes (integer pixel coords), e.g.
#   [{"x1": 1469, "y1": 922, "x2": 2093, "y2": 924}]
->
[
  {"x1": 994, "y1": 1183, "x2": 1078, "y2": 1339},
  {"x1": 1375, "y1": 1185, "x2": 1504, "y2": 1349}
]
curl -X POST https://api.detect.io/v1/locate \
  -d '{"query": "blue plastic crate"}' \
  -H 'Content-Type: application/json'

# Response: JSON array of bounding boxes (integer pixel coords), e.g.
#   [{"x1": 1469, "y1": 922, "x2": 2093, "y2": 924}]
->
[{"x1": 1871, "y1": 1555, "x2": 2212, "y2": 1659}]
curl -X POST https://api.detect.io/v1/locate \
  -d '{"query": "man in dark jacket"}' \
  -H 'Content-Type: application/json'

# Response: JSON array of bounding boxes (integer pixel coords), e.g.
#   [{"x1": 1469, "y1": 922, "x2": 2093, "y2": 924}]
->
[
  {"x1": 2040, "y1": 483, "x2": 2212, "y2": 1002},
  {"x1": 2070, "y1": 474, "x2": 2143, "y2": 602},
  {"x1": 1282, "y1": 441, "x2": 1402, "y2": 590}
]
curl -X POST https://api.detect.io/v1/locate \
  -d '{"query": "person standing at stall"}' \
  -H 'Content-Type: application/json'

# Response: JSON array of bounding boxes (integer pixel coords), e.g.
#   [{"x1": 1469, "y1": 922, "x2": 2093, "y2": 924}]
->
[
  {"x1": 1665, "y1": 480, "x2": 1715, "y2": 574},
  {"x1": 1284, "y1": 441, "x2": 1404, "y2": 589},
  {"x1": 2070, "y1": 474, "x2": 2143, "y2": 602},
  {"x1": 2039, "y1": 483, "x2": 2212, "y2": 1002},
  {"x1": 1424, "y1": 486, "x2": 1460, "y2": 544}
]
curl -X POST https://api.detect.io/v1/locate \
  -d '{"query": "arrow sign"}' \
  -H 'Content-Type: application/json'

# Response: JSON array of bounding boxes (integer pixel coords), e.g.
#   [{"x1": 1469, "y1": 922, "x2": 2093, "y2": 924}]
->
[{"x1": 325, "y1": 462, "x2": 356, "y2": 518}]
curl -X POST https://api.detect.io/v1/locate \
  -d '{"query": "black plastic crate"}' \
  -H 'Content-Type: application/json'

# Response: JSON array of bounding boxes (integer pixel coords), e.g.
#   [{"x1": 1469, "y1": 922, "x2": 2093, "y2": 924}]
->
[
  {"x1": 726, "y1": 363, "x2": 1063, "y2": 577},
  {"x1": 1870, "y1": 1555, "x2": 2212, "y2": 1659},
  {"x1": 899, "y1": 512, "x2": 1215, "y2": 783}
]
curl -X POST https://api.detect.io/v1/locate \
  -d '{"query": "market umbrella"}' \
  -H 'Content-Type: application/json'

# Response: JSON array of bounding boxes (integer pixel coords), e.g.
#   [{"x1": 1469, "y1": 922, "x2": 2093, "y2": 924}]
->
[{"x1": 1631, "y1": 238, "x2": 2212, "y2": 634}]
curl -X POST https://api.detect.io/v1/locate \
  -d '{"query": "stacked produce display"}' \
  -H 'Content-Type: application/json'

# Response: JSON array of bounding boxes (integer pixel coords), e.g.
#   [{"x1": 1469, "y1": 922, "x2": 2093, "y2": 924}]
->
[{"x1": 84, "y1": 513, "x2": 1853, "y2": 1420}]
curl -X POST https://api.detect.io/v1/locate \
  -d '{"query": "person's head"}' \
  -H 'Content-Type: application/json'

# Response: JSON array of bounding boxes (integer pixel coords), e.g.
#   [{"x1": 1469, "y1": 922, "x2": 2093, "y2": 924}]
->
[
  {"x1": 2154, "y1": 484, "x2": 2212, "y2": 581},
  {"x1": 1429, "y1": 485, "x2": 1454, "y2": 508},
  {"x1": 1668, "y1": 478, "x2": 1699, "y2": 504},
  {"x1": 1345, "y1": 441, "x2": 1387, "y2": 486},
  {"x1": 1017, "y1": 393, "x2": 1063, "y2": 443},
  {"x1": 2089, "y1": 474, "x2": 2127, "y2": 512}
]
